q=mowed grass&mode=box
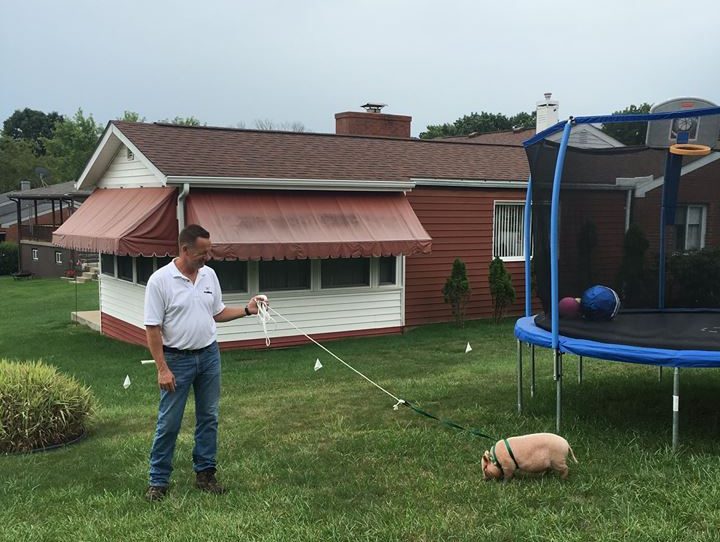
[2,276,720,541]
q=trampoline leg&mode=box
[658,366,663,382]
[554,349,562,433]
[530,344,536,399]
[578,356,584,384]
[517,340,523,414]
[672,367,679,451]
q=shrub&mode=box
[667,248,720,308]
[0,241,18,275]
[0,360,95,453]
[442,258,471,327]
[617,223,652,307]
[576,220,598,291]
[488,257,516,323]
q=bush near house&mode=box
[0,359,95,453]
[488,257,515,323]
[668,248,720,308]
[442,258,471,327]
[0,241,18,275]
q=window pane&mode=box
[260,260,311,291]
[156,256,173,269]
[688,206,702,225]
[687,224,701,250]
[206,260,248,293]
[379,257,396,285]
[101,254,115,276]
[675,224,687,251]
[137,257,154,285]
[494,203,524,258]
[321,258,370,288]
[55,251,62,264]
[117,255,133,281]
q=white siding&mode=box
[99,276,403,344]
[96,146,164,189]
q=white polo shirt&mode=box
[144,260,226,350]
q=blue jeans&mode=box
[149,342,221,487]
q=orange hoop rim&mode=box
[669,143,712,156]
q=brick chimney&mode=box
[335,103,411,138]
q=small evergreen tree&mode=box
[442,258,471,326]
[577,220,598,292]
[617,223,650,307]
[488,257,516,323]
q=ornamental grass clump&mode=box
[0,359,95,453]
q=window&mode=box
[31,249,39,261]
[117,255,133,282]
[54,251,63,265]
[136,257,154,285]
[321,258,370,288]
[675,205,707,251]
[378,256,397,285]
[206,260,248,293]
[101,254,115,276]
[493,202,526,260]
[0,232,6,242]
[260,260,311,291]
[156,256,173,269]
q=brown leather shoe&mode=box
[196,470,226,494]
[145,485,168,502]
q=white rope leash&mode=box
[257,301,403,406]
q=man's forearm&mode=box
[146,326,169,371]
[213,306,248,322]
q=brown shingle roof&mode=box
[112,121,529,182]
[438,128,535,146]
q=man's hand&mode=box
[246,294,269,315]
[158,367,176,393]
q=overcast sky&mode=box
[2,0,719,137]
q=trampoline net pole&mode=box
[530,344,536,399]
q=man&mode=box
[143,224,267,502]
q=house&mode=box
[52,104,539,348]
[2,181,91,277]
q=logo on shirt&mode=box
[203,287,213,295]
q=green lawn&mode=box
[2,276,720,541]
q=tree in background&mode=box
[600,103,652,145]
[253,119,306,132]
[160,116,203,126]
[617,223,651,307]
[488,257,515,323]
[42,109,102,182]
[2,108,64,156]
[442,258,471,326]
[420,110,535,139]
[0,137,53,192]
[118,111,146,122]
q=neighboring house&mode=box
[4,181,90,277]
[52,106,536,348]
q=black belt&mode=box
[163,343,215,355]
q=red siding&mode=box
[405,187,531,326]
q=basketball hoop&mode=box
[669,143,712,156]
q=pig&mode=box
[481,433,577,481]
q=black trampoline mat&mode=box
[534,311,720,351]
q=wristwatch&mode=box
[244,305,251,316]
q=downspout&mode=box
[10,197,22,272]
[625,188,632,232]
[177,183,190,233]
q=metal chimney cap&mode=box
[544,92,552,100]
[361,103,387,113]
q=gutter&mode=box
[165,176,415,192]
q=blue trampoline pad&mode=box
[514,315,720,368]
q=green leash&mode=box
[400,399,498,442]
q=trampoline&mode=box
[513,98,720,448]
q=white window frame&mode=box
[31,248,39,261]
[493,201,528,262]
[54,251,63,265]
[675,204,707,251]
